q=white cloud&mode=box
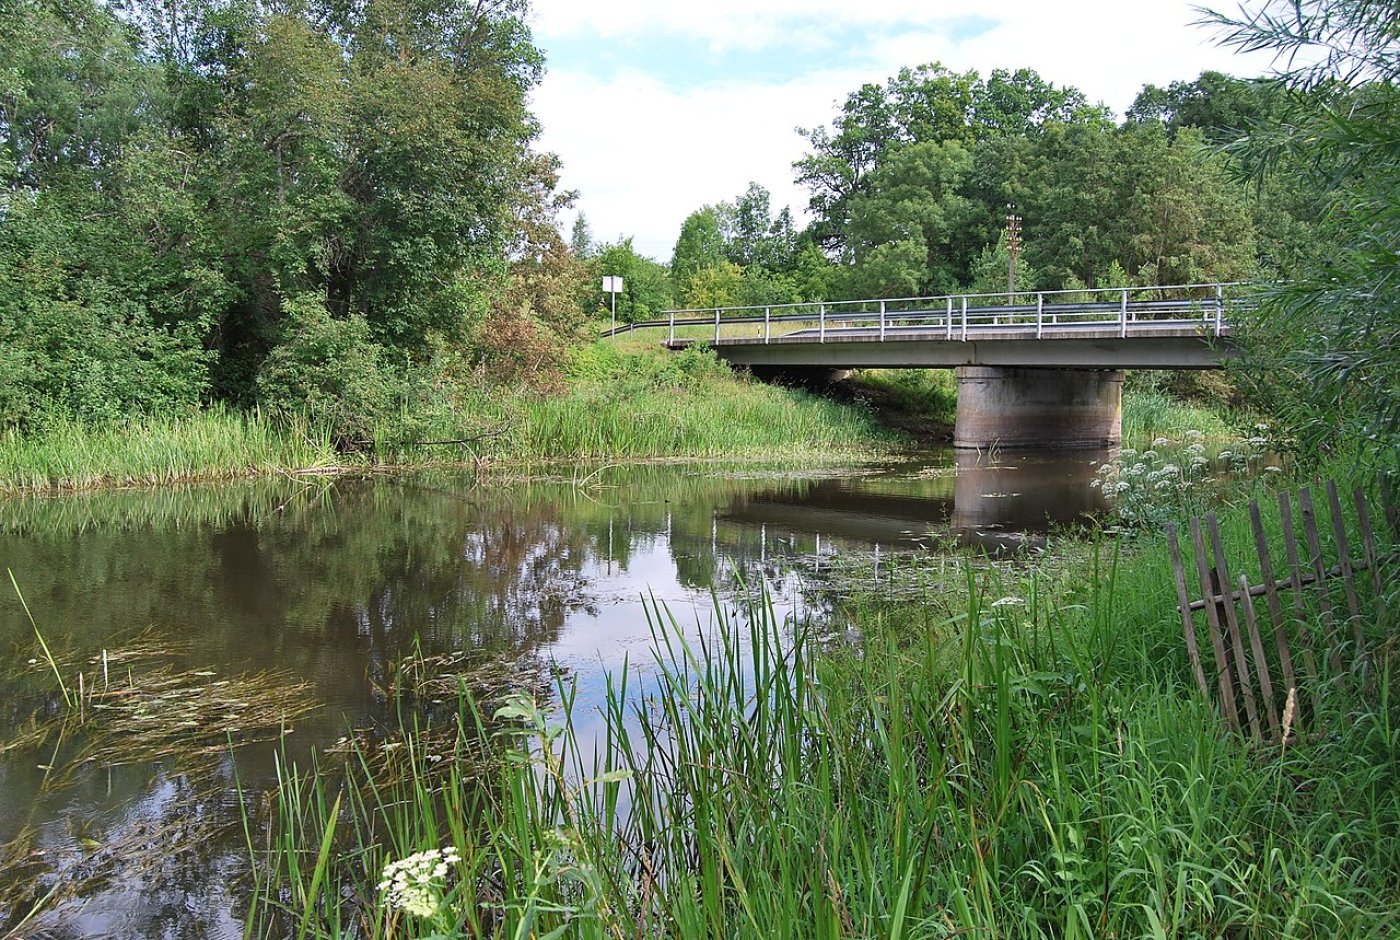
[530,1,1278,261]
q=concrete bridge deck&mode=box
[665,320,1234,370]
[605,284,1248,449]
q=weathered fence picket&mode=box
[1167,480,1397,743]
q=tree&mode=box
[1205,0,1400,459]
[844,140,975,295]
[593,239,673,321]
[569,214,594,257]
[794,63,1108,252]
[671,208,727,283]
[1126,70,1271,144]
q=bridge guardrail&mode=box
[601,283,1250,345]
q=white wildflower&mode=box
[1114,481,1132,493]
[1152,437,1170,447]
[1186,442,1207,455]
[379,847,460,919]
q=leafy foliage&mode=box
[1205,0,1400,460]
[0,0,570,430]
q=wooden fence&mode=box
[1167,479,1398,743]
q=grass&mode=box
[0,408,339,494]
[1123,386,1240,444]
[0,346,900,494]
[244,465,1400,938]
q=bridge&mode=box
[604,284,1243,449]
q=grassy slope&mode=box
[0,343,898,494]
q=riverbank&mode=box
[248,458,1400,938]
[0,343,1243,495]
[0,347,894,494]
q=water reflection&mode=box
[0,451,1107,936]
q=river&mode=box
[0,449,1110,936]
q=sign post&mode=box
[602,276,624,334]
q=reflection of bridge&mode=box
[719,451,1107,553]
[607,284,1244,449]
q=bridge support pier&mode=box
[954,366,1123,450]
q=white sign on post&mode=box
[602,276,623,333]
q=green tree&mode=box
[844,140,975,296]
[671,208,727,284]
[593,239,673,321]
[1206,0,1400,458]
[795,63,1107,251]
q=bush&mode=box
[0,292,209,429]
[256,295,398,448]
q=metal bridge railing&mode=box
[600,283,1248,345]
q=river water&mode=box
[0,450,1109,936]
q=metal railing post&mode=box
[1036,292,1043,339]
[764,306,771,343]
[879,300,886,341]
[669,309,675,343]
[714,308,721,343]
[819,303,826,342]
[961,296,968,341]
[1215,284,1224,337]
[945,297,953,340]
[1120,288,1128,338]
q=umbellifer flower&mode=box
[378,847,461,918]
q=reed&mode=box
[0,409,339,494]
[1123,387,1238,443]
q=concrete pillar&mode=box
[954,366,1123,450]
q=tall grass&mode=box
[1123,387,1239,443]
[0,409,338,494]
[0,347,899,494]
[248,481,1400,938]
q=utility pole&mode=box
[1006,207,1022,303]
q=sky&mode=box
[528,1,1279,262]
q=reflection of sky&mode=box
[543,536,802,739]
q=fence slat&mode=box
[1168,524,1211,701]
[1190,516,1240,731]
[1326,481,1365,648]
[1207,514,1264,739]
[1299,486,1341,672]
[1355,488,1389,639]
[1279,491,1325,723]
[1249,501,1298,707]
[1381,476,1399,537]
[1237,573,1280,739]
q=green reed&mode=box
[0,408,338,494]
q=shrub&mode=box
[255,294,397,448]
